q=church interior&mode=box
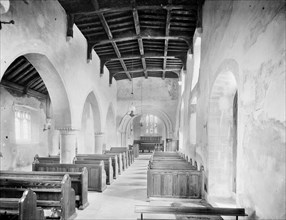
[0,0,285,219]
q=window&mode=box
[144,114,158,135]
[15,110,31,142]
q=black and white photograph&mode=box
[0,0,285,219]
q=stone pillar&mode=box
[94,132,104,154]
[59,128,78,163]
[121,132,126,147]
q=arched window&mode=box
[145,114,158,135]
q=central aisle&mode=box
[75,154,151,220]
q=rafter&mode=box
[89,34,192,47]
[102,53,184,66]
[98,13,131,81]
[71,4,198,16]
[113,67,181,76]
[132,2,147,78]
[163,0,172,80]
[0,80,47,99]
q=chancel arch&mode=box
[118,105,173,149]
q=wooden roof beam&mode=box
[103,54,183,65]
[132,3,147,78]
[90,34,192,47]
[113,67,181,76]
[0,80,47,99]
[5,62,30,81]
[70,5,198,16]
[98,13,131,82]
[163,1,172,80]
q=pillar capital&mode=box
[57,127,79,135]
[94,131,104,136]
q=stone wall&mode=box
[0,0,118,166]
[186,0,285,218]
[116,77,178,146]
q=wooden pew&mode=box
[106,150,126,171]
[135,205,247,220]
[109,147,129,169]
[147,166,205,199]
[75,154,118,179]
[0,189,44,220]
[0,174,76,220]
[147,152,205,199]
[104,152,123,175]
[149,161,197,170]
[1,170,88,210]
[34,154,60,163]
[74,159,114,185]
[33,162,107,192]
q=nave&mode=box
[0,0,285,219]
[75,154,228,220]
[75,154,151,220]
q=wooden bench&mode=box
[109,147,129,168]
[0,189,44,220]
[74,159,113,185]
[106,150,127,171]
[147,153,205,199]
[0,174,76,219]
[104,152,123,175]
[135,205,247,220]
[76,154,118,179]
[1,170,88,210]
[149,161,197,170]
[34,154,60,163]
[33,162,107,192]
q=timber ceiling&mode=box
[59,0,202,84]
[1,56,48,99]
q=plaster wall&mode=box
[0,0,118,160]
[187,0,286,218]
[0,0,117,131]
[116,77,178,145]
[0,87,49,170]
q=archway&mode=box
[78,91,102,154]
[0,53,71,169]
[118,105,173,149]
[105,103,116,150]
[208,71,238,198]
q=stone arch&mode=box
[1,48,72,129]
[78,91,102,154]
[118,105,173,148]
[208,68,238,198]
[105,103,117,149]
[0,53,71,168]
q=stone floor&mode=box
[75,154,151,220]
[74,154,224,220]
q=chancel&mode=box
[0,0,285,220]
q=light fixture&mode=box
[128,72,136,117]
[139,81,143,127]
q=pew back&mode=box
[0,170,88,210]
[74,159,113,185]
[0,174,76,220]
[0,189,43,220]
[76,154,118,179]
[33,162,106,192]
[105,152,123,175]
